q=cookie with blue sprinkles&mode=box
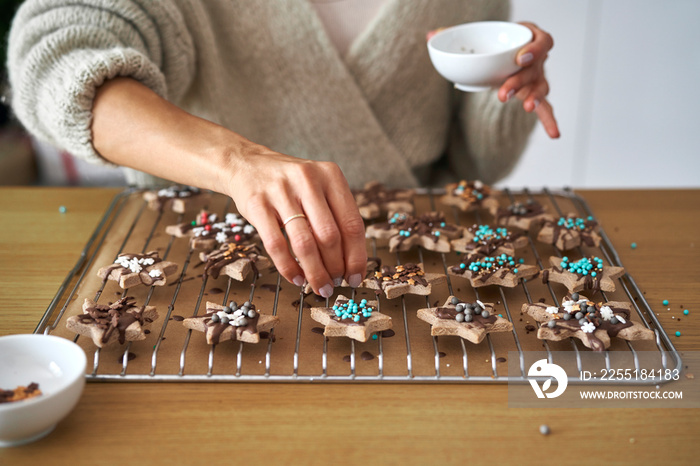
[310,295,391,342]
[542,256,624,293]
[448,253,539,288]
[352,181,415,220]
[537,213,601,251]
[451,224,528,256]
[365,212,463,253]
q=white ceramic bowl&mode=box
[427,21,533,92]
[0,334,86,447]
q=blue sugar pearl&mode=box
[662,299,669,306]
[684,309,689,315]
[631,242,637,249]
[591,272,597,277]
[58,206,67,213]
[513,268,518,274]
[519,258,524,264]
[335,310,342,317]
[440,222,446,227]
[675,331,681,337]
[460,263,466,269]
[354,315,361,322]
[372,334,378,340]
[434,231,441,237]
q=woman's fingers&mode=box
[534,99,560,139]
[516,22,554,66]
[320,163,368,288]
[242,196,306,288]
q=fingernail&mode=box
[518,52,533,66]
[333,276,344,287]
[506,89,515,101]
[348,273,363,288]
[533,99,540,108]
[319,284,334,299]
[293,275,305,287]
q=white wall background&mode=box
[498,0,700,188]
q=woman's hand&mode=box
[498,22,560,139]
[93,77,367,298]
[224,146,368,298]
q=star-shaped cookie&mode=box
[361,262,445,299]
[97,251,178,288]
[448,253,539,288]
[66,297,158,348]
[166,210,258,250]
[440,179,499,213]
[537,214,601,250]
[542,256,625,293]
[522,293,654,351]
[365,212,463,253]
[493,199,554,231]
[142,185,210,213]
[353,181,414,220]
[199,243,271,281]
[182,301,279,345]
[310,295,391,342]
[450,224,528,256]
[303,257,381,294]
[417,296,513,344]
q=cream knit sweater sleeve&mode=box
[7,0,195,166]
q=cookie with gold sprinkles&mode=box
[440,179,499,213]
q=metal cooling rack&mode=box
[35,188,682,384]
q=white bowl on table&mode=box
[427,21,533,92]
[0,334,86,447]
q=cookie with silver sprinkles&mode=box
[183,301,279,345]
[522,293,654,351]
[494,199,554,231]
[417,296,512,344]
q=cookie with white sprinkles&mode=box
[182,301,279,345]
[97,251,178,288]
[165,210,257,250]
[199,243,271,281]
[522,293,654,351]
[143,185,210,213]
[417,296,513,344]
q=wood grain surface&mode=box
[1,187,698,465]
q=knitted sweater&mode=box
[7,0,536,188]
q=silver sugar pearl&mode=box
[455,313,465,323]
[247,309,257,318]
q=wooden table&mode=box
[1,188,698,464]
